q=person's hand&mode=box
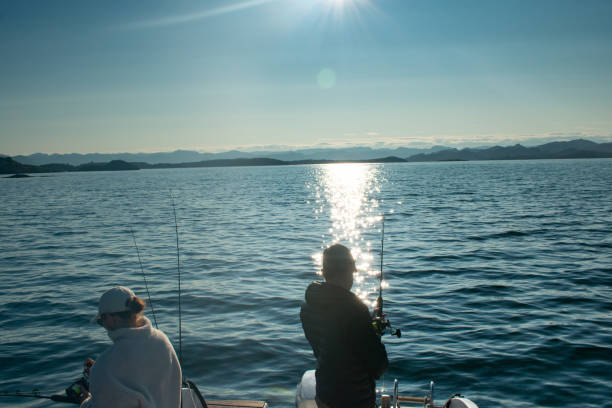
[65,377,90,404]
[65,358,94,404]
[83,358,94,376]
[77,390,91,404]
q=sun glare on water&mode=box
[309,163,385,306]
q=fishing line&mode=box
[379,214,385,302]
[169,192,208,407]
[379,215,386,396]
[380,216,385,394]
[0,391,72,403]
[0,392,51,399]
[0,390,56,396]
[129,226,159,329]
[375,214,385,322]
[170,190,183,366]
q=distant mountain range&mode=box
[5,139,612,167]
[405,139,612,161]
[7,146,450,166]
[2,139,611,175]
[0,156,406,175]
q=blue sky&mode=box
[1,0,612,155]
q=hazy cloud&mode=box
[116,0,278,30]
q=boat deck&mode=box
[208,401,268,408]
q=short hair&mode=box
[322,243,355,279]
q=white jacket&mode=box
[81,317,182,408]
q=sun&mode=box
[323,0,370,12]
[302,0,372,22]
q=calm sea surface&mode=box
[1,160,611,408]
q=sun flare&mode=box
[314,0,372,16]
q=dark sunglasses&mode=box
[96,313,108,326]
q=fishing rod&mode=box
[129,226,159,329]
[1,361,92,405]
[170,190,183,366]
[0,391,74,403]
[373,215,401,338]
[168,192,208,408]
[379,215,385,302]
[3,204,192,406]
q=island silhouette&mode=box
[2,139,611,175]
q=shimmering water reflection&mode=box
[308,163,385,306]
[0,160,610,408]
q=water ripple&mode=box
[1,160,611,407]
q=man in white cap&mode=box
[80,286,182,408]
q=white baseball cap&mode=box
[92,286,135,323]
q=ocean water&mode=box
[1,159,611,408]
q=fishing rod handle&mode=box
[51,394,80,404]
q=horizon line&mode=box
[3,136,611,157]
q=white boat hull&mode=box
[295,369,479,408]
[295,370,317,408]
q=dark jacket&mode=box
[300,281,388,408]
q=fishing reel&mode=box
[373,313,401,338]
[372,296,401,338]
[64,377,89,404]
[63,358,93,404]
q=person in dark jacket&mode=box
[301,243,388,408]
